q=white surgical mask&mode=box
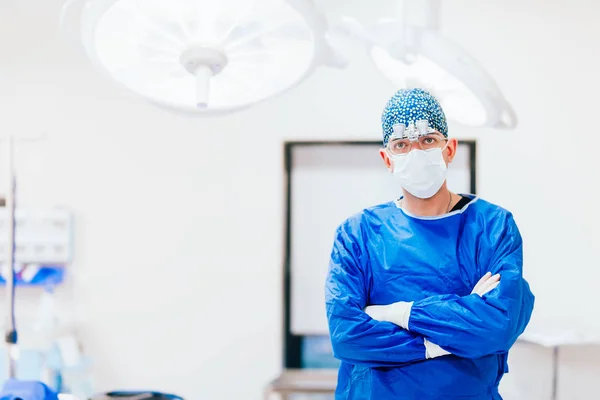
[391,148,448,199]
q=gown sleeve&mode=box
[325,222,428,367]
[406,213,535,359]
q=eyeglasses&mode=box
[387,134,448,155]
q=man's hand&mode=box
[364,301,412,329]
[365,304,451,359]
[471,272,501,297]
[424,339,451,359]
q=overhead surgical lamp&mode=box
[60,0,345,113]
[333,0,517,129]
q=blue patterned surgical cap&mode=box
[381,88,448,146]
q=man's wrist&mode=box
[388,301,413,330]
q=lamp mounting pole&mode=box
[401,0,441,30]
[5,134,18,379]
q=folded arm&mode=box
[368,214,535,359]
[325,224,429,367]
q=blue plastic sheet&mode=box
[0,380,59,400]
[0,266,65,286]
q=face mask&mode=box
[390,148,448,199]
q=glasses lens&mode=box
[418,134,446,150]
[388,139,411,155]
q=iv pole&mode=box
[5,135,18,379]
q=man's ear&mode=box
[445,138,458,163]
[379,148,393,170]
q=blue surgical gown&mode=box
[325,196,535,400]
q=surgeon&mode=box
[324,88,535,399]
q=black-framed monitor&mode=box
[283,140,477,368]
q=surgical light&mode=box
[60,0,345,112]
[332,0,517,129]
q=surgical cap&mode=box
[381,88,448,146]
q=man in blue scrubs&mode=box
[325,88,535,399]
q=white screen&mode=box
[289,142,474,335]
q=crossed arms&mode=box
[324,214,535,367]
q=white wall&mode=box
[0,0,599,399]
